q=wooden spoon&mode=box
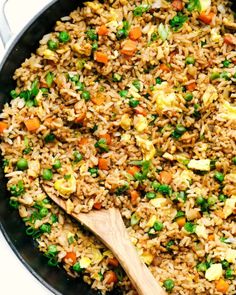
[42,185,166,295]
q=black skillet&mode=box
[0,0,235,294]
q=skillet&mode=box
[0,1,235,295]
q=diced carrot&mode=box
[214,210,225,219]
[232,58,236,65]
[94,52,108,64]
[127,166,140,176]
[159,171,172,185]
[176,216,186,228]
[186,82,197,91]
[172,0,183,11]
[224,34,236,45]
[79,137,88,146]
[104,270,118,284]
[160,63,170,72]
[198,12,215,25]
[98,25,108,36]
[64,252,77,264]
[0,122,8,133]
[130,190,140,205]
[215,279,229,293]
[99,134,111,145]
[120,40,137,56]
[134,106,147,116]
[25,118,40,132]
[107,257,119,267]
[93,202,102,210]
[98,158,109,170]
[129,27,142,41]
[74,112,86,123]
[208,234,215,241]
[91,93,106,105]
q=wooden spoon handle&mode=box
[78,208,166,295]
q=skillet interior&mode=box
[0,0,120,294]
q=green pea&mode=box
[116,29,128,40]
[58,31,70,43]
[184,92,193,101]
[81,90,91,101]
[175,125,186,135]
[220,71,230,80]
[64,174,71,180]
[119,90,128,97]
[166,240,175,251]
[10,89,18,99]
[225,268,234,279]
[158,184,171,195]
[95,138,109,152]
[86,29,98,41]
[40,223,51,233]
[155,77,163,84]
[45,72,54,87]
[145,192,156,199]
[184,222,196,233]
[163,279,175,292]
[73,151,83,163]
[51,214,58,223]
[47,40,59,51]
[42,169,53,180]
[73,262,82,272]
[129,99,139,108]
[196,196,205,205]
[196,261,209,272]
[185,56,195,65]
[175,210,185,220]
[39,207,49,218]
[153,221,163,231]
[214,171,224,183]
[207,196,217,206]
[152,181,160,191]
[218,194,227,202]
[16,158,28,171]
[123,20,129,30]
[44,133,55,143]
[92,42,98,51]
[76,81,85,91]
[222,59,231,68]
[88,167,99,177]
[53,159,61,170]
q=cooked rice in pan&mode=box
[0,0,236,293]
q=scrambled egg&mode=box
[199,0,211,11]
[202,85,218,106]
[84,1,102,11]
[28,160,40,178]
[91,248,103,263]
[134,115,148,132]
[195,225,208,239]
[210,28,221,42]
[225,249,236,263]
[150,197,168,208]
[218,101,236,121]
[43,49,57,61]
[54,175,76,197]
[120,114,132,130]
[153,82,181,114]
[135,135,156,160]
[141,252,154,266]
[66,199,74,214]
[188,159,211,171]
[79,257,92,268]
[223,195,236,219]
[205,264,223,281]
[146,215,157,228]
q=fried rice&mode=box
[0,0,236,294]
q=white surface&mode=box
[0,1,54,294]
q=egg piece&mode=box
[134,115,148,132]
[54,175,76,197]
[141,252,154,266]
[205,264,223,281]
[120,114,132,130]
[79,257,92,268]
[225,249,236,263]
[199,0,211,11]
[146,215,157,228]
[223,196,236,219]
[188,159,211,171]
[135,135,156,160]
[91,248,103,263]
[150,197,168,208]
[202,85,218,106]
[218,101,236,121]
[195,225,208,239]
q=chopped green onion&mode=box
[88,167,99,177]
[86,29,98,41]
[169,13,188,31]
[95,138,109,152]
[40,223,51,233]
[184,222,196,233]
[112,73,123,82]
[145,192,156,199]
[44,133,55,143]
[214,171,224,183]
[158,23,169,41]
[73,151,83,163]
[45,72,54,87]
